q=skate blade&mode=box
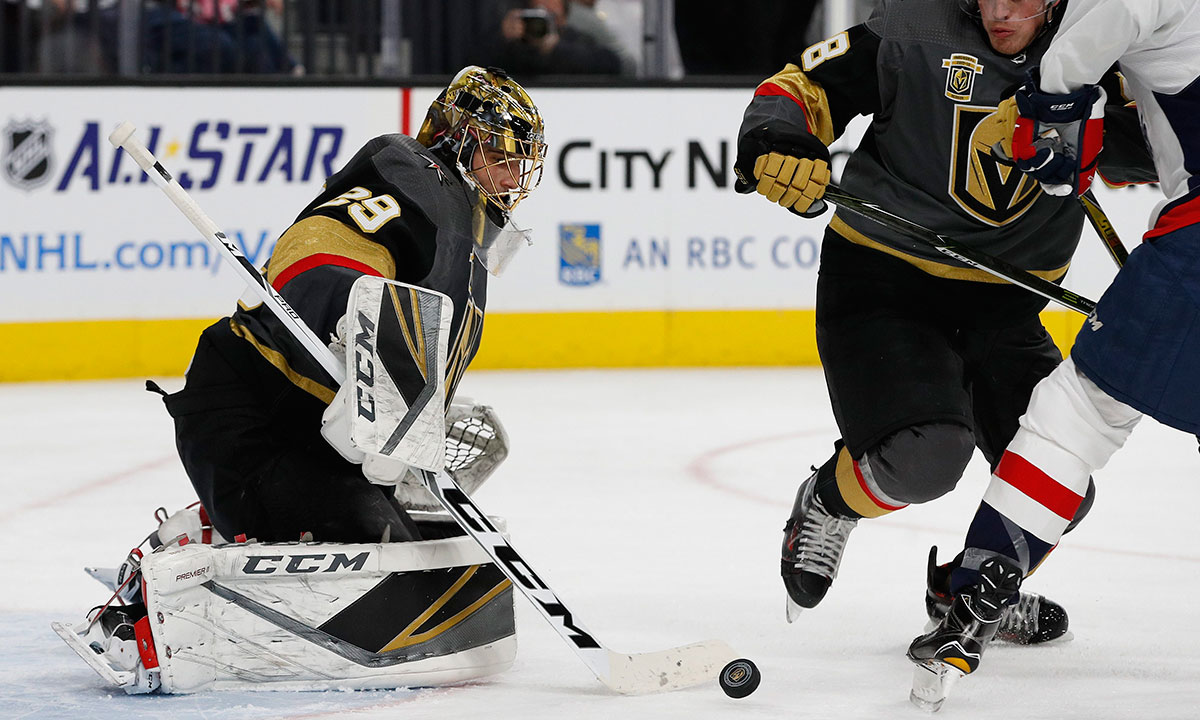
[51,620,136,688]
[910,661,964,713]
[785,595,804,623]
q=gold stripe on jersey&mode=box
[758,63,836,146]
[266,215,397,286]
[227,317,337,404]
[830,214,1069,284]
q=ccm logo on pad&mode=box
[241,552,371,575]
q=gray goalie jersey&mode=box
[738,0,1156,281]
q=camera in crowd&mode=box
[518,8,556,41]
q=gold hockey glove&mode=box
[734,126,831,218]
[754,152,831,215]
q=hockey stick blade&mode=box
[109,120,735,694]
[822,185,1096,316]
[421,468,737,694]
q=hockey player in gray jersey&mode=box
[734,0,1155,637]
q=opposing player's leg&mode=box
[919,313,1094,645]
[907,555,1023,712]
[908,357,1140,707]
[954,357,1140,589]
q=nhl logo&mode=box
[3,119,54,190]
[941,54,985,103]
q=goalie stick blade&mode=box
[602,640,737,695]
[909,660,964,713]
[421,468,738,695]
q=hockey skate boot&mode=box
[907,556,1022,712]
[923,546,1069,645]
[781,470,857,620]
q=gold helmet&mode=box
[418,66,547,218]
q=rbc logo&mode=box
[559,223,601,286]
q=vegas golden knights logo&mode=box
[942,53,984,102]
[949,105,1039,226]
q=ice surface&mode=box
[2,369,1198,719]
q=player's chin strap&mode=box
[108,120,735,695]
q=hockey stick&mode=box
[108,121,734,695]
[1079,189,1128,268]
[821,184,1097,316]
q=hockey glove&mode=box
[993,72,1106,197]
[735,127,831,217]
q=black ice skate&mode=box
[907,555,1022,712]
[923,546,1070,645]
[780,470,857,621]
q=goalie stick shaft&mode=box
[107,121,344,384]
[109,121,731,694]
[822,184,1097,316]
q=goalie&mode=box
[54,65,548,694]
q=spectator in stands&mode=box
[2,0,106,74]
[143,0,298,74]
[491,0,621,76]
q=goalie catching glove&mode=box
[992,71,1106,197]
[735,126,831,217]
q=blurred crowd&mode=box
[2,0,832,78]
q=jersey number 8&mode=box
[317,186,401,233]
[801,32,850,72]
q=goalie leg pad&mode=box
[58,520,517,693]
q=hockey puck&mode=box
[718,658,760,698]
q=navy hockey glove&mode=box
[994,72,1106,197]
[735,127,831,217]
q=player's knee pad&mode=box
[1020,357,1142,472]
[862,423,975,505]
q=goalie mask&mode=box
[418,66,546,275]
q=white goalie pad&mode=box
[55,515,517,694]
[322,276,453,472]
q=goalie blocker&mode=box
[54,511,517,694]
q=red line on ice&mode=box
[684,431,1200,565]
[0,454,177,525]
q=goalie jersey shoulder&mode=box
[294,134,477,283]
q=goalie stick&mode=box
[821,184,1097,316]
[108,121,734,695]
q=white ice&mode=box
[2,368,1198,719]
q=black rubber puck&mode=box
[719,658,760,698]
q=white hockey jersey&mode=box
[1038,0,1200,225]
